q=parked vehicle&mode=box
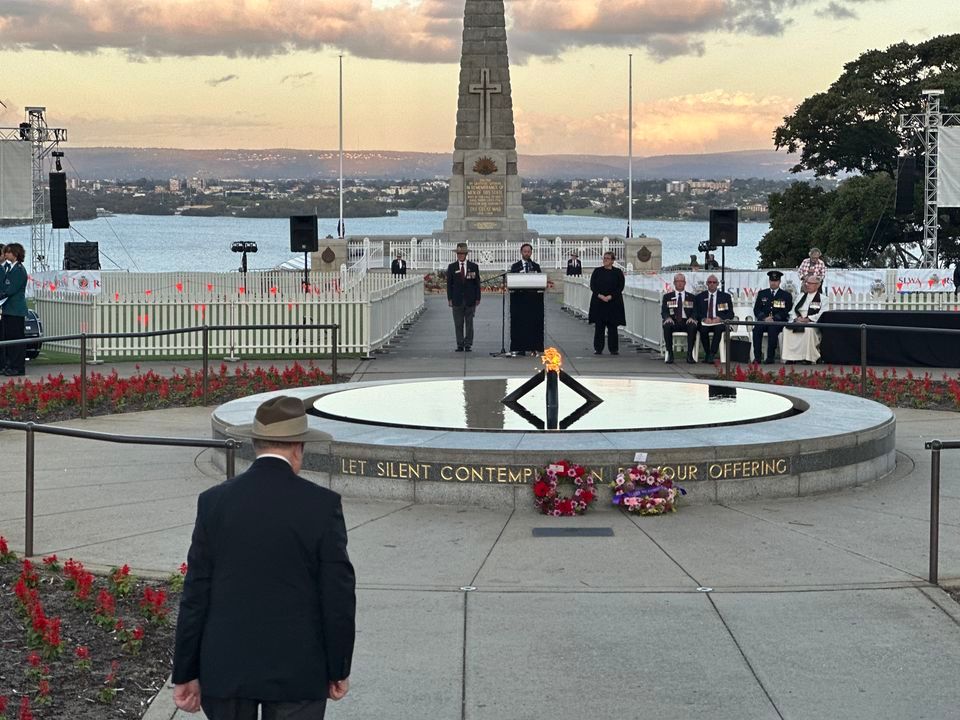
[24,309,43,360]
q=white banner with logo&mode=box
[27,271,103,297]
[626,268,956,301]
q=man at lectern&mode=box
[508,243,544,354]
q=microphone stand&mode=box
[479,272,510,357]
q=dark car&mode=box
[24,309,43,360]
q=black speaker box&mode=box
[63,241,100,270]
[709,208,738,247]
[290,215,319,253]
[49,173,70,229]
[895,156,916,216]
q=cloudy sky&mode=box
[0,0,949,156]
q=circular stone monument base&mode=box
[210,377,896,510]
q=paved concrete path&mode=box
[2,294,959,719]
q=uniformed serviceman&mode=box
[752,270,793,363]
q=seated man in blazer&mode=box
[173,396,356,720]
[660,272,698,364]
[695,274,735,363]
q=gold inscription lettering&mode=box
[709,458,789,479]
[466,178,505,217]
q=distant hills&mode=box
[63,147,806,182]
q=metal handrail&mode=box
[720,319,960,396]
[923,439,959,584]
[0,419,240,558]
[0,322,340,418]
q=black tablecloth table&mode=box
[818,310,960,367]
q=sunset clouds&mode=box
[0,0,890,62]
[0,0,935,154]
[515,90,795,155]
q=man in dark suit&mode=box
[661,272,698,364]
[695,274,735,363]
[173,396,356,720]
[752,270,793,363]
[446,243,481,351]
[566,252,582,276]
[390,251,406,277]
[508,243,544,354]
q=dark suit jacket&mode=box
[173,457,356,701]
[446,260,481,307]
[391,258,406,276]
[694,290,735,323]
[660,290,696,322]
[509,259,541,274]
[566,259,582,276]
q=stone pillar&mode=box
[624,236,662,272]
[312,239,349,273]
[436,0,533,245]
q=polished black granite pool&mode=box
[310,378,801,432]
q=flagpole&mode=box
[627,53,633,240]
[338,54,344,239]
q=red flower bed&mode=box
[717,365,960,411]
[0,548,181,719]
[0,362,333,423]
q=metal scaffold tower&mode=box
[900,90,960,268]
[0,106,68,272]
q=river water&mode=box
[0,211,767,272]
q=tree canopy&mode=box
[774,34,960,177]
[764,35,960,267]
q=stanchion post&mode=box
[332,326,339,380]
[25,423,35,557]
[859,324,867,397]
[202,325,210,406]
[226,439,237,480]
[80,334,88,420]
[724,325,731,376]
[929,441,941,585]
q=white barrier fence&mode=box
[564,269,960,353]
[33,271,423,360]
[355,236,624,271]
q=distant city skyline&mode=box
[0,0,950,156]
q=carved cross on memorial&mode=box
[468,68,502,149]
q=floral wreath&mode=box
[532,459,597,516]
[610,464,686,516]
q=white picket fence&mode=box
[564,270,960,353]
[356,236,624,271]
[33,271,424,360]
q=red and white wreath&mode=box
[532,460,597,516]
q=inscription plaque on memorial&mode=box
[335,456,791,484]
[466,177,505,217]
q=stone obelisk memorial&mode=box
[436,0,535,245]
[435,0,660,270]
